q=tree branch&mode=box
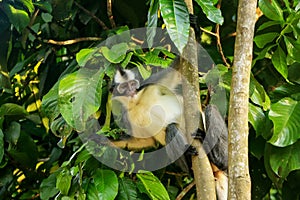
[182,0,216,199]
[228,0,257,199]
[107,0,116,28]
[43,37,102,45]
[74,1,109,30]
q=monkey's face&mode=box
[117,79,140,97]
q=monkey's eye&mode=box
[128,80,140,89]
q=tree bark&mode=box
[182,0,216,199]
[228,0,257,199]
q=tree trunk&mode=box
[182,0,216,199]
[228,0,257,199]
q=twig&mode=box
[43,37,102,45]
[74,1,109,30]
[175,181,196,200]
[107,0,116,28]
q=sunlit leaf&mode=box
[101,43,128,63]
[259,0,284,22]
[147,0,159,47]
[269,98,300,147]
[159,0,190,53]
[76,48,96,67]
[2,3,30,32]
[194,0,224,24]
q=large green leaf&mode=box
[268,98,300,147]
[2,3,30,33]
[87,169,118,200]
[58,69,104,130]
[117,177,137,200]
[259,0,284,22]
[136,171,170,200]
[193,0,224,24]
[147,0,159,47]
[271,45,288,80]
[159,0,190,53]
[269,140,300,180]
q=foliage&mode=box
[0,0,300,199]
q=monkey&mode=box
[109,57,228,198]
[110,58,227,169]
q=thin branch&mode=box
[107,0,116,28]
[215,24,230,67]
[175,181,196,200]
[44,37,102,45]
[74,1,109,30]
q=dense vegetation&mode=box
[0,0,300,199]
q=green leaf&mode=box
[136,171,170,200]
[20,0,35,14]
[271,46,288,80]
[194,0,224,24]
[0,129,4,163]
[2,3,30,33]
[40,173,59,200]
[159,0,190,53]
[8,132,38,168]
[248,103,266,136]
[56,169,72,195]
[33,1,52,13]
[254,33,279,48]
[257,21,281,31]
[76,48,96,67]
[259,0,284,22]
[268,98,300,147]
[250,75,271,110]
[87,169,118,200]
[284,36,300,63]
[58,69,104,130]
[269,140,300,179]
[147,0,159,47]
[5,121,21,146]
[41,82,60,122]
[0,103,28,116]
[101,43,128,63]
[117,177,137,200]
[41,13,53,23]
